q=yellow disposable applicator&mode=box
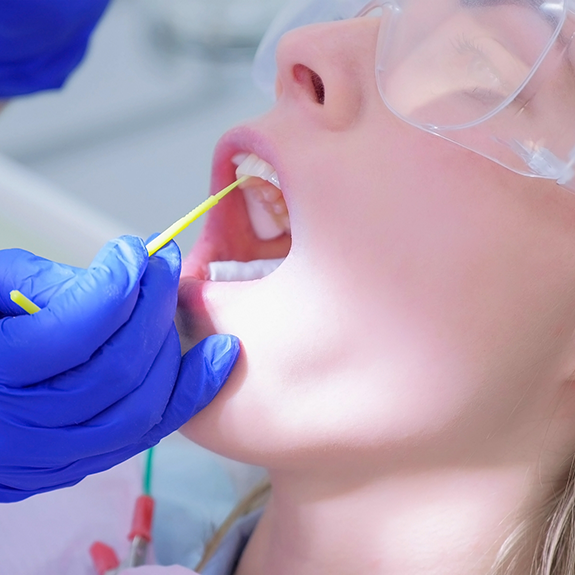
[9,177,248,315]
[10,290,41,314]
[146,176,249,256]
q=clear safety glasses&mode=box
[253,0,575,191]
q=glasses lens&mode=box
[377,0,565,129]
[253,0,370,97]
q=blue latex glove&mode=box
[0,0,111,97]
[0,237,240,502]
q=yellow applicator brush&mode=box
[146,176,248,256]
[10,176,249,315]
[10,290,41,314]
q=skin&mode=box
[177,13,575,575]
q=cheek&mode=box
[294,133,575,418]
[299,128,545,347]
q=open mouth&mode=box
[183,150,292,283]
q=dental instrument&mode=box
[9,290,40,314]
[145,176,249,256]
[8,177,249,316]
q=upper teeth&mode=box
[233,153,281,189]
[233,153,289,241]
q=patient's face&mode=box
[178,15,575,474]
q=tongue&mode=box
[208,258,284,282]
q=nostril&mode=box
[293,64,325,105]
[311,71,325,105]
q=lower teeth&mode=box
[208,258,285,282]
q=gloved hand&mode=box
[0,0,111,97]
[0,236,240,503]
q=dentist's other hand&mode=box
[0,0,111,97]
[0,237,239,502]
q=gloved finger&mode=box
[0,248,80,316]
[102,333,240,454]
[0,0,111,97]
[0,334,240,492]
[111,334,239,450]
[0,1,110,60]
[140,333,241,445]
[0,236,149,385]
[88,333,240,457]
[1,243,182,425]
[0,326,182,472]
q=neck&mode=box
[236,464,546,575]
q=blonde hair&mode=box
[491,460,575,575]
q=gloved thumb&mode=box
[180,334,241,414]
[137,334,241,447]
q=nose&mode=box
[274,18,380,131]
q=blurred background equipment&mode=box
[0,0,283,266]
[142,0,286,60]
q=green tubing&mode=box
[143,447,154,496]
